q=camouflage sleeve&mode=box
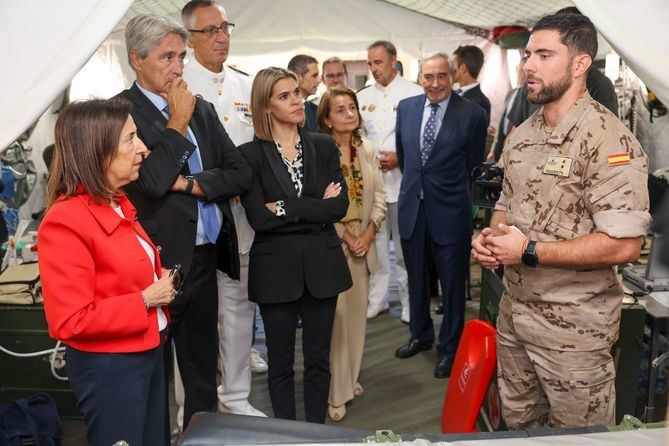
[582,122,651,238]
[494,147,510,212]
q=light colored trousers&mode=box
[367,202,409,309]
[329,221,369,407]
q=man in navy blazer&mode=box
[394,53,487,378]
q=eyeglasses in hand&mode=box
[169,264,184,300]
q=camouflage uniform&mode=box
[494,92,650,428]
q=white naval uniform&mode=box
[182,57,259,415]
[357,74,422,318]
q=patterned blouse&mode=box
[274,139,303,217]
[340,144,364,223]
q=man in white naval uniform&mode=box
[357,41,422,323]
[180,0,266,418]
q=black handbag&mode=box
[0,393,62,446]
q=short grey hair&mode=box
[181,1,227,29]
[125,14,188,66]
[421,52,451,71]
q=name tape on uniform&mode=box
[542,156,573,177]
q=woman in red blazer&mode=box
[38,99,176,446]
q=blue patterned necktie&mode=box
[421,103,440,165]
[163,106,220,244]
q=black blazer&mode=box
[462,85,491,127]
[118,84,252,279]
[240,130,352,303]
[304,101,318,132]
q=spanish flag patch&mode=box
[608,152,631,166]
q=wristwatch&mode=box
[521,240,539,267]
[184,175,195,195]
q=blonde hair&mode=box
[251,67,299,141]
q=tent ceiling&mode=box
[113,0,186,34]
[113,0,579,35]
[382,0,576,29]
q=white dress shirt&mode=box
[357,74,423,203]
[113,206,167,331]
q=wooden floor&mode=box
[248,294,482,435]
[247,257,483,435]
[63,261,483,444]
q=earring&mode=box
[328,124,332,129]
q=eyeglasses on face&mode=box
[324,72,346,79]
[188,22,235,38]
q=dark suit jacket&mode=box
[396,93,487,245]
[462,84,491,127]
[118,84,252,280]
[240,130,352,303]
[493,87,520,161]
[304,101,318,132]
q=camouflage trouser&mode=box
[496,308,616,429]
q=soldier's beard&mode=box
[527,68,573,105]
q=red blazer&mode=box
[38,191,166,353]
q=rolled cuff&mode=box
[594,210,651,238]
[275,200,286,217]
[494,192,507,212]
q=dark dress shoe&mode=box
[434,357,454,378]
[395,339,432,359]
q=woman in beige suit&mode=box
[317,87,387,421]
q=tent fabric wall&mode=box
[71,0,511,127]
[574,0,669,107]
[3,0,668,163]
[0,0,134,150]
[223,0,468,58]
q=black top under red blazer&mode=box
[240,130,352,303]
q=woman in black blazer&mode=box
[240,67,352,423]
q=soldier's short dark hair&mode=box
[532,13,598,60]
[287,54,318,76]
[556,6,581,15]
[453,45,484,79]
[367,40,397,58]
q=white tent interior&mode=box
[1,0,668,222]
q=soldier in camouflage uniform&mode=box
[472,13,650,428]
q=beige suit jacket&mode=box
[335,137,387,273]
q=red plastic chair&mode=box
[441,320,497,433]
